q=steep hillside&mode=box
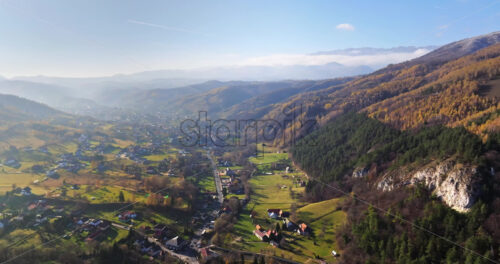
[286,32,500,263]
[292,113,488,204]
[0,94,66,122]
[222,78,353,119]
[364,44,500,133]
[258,32,500,145]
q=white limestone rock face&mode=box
[352,166,369,178]
[377,159,481,212]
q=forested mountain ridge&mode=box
[258,32,500,145]
[364,43,500,135]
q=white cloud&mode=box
[237,48,432,68]
[336,23,355,31]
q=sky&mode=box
[0,0,499,78]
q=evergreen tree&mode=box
[118,191,125,202]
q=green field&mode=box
[0,170,48,194]
[248,153,288,167]
[194,173,216,193]
[68,185,136,204]
[229,151,346,262]
[296,198,346,262]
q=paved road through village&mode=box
[207,150,224,204]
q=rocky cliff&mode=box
[376,159,482,212]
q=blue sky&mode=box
[0,0,499,77]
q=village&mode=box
[0,118,344,264]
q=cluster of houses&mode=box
[75,217,111,241]
[46,169,59,178]
[218,167,244,194]
[145,163,172,175]
[117,211,137,223]
[27,199,48,211]
[217,159,232,167]
[151,223,186,251]
[77,134,111,156]
[134,239,164,258]
[165,236,187,251]
[55,153,86,173]
[3,159,20,168]
[28,199,54,226]
[252,208,312,247]
[134,223,188,259]
[117,145,159,164]
[0,198,66,230]
[6,186,33,196]
[133,234,189,259]
[266,209,310,235]
[200,247,219,260]
[253,224,282,247]
[19,186,32,196]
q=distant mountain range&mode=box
[111,32,500,124]
[1,32,499,126]
[0,46,435,117]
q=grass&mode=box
[67,185,136,204]
[194,173,216,193]
[249,153,289,167]
[0,171,39,194]
[230,153,307,261]
[229,152,346,262]
[85,204,188,235]
[0,229,42,249]
[247,172,304,214]
[296,198,346,262]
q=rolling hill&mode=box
[117,78,354,118]
[0,94,66,122]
